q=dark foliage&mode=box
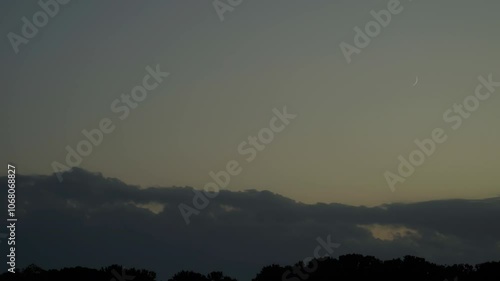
[253,255,500,281]
[0,255,498,281]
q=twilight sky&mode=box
[2,1,500,281]
[1,0,500,207]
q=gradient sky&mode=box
[1,0,499,206]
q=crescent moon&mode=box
[412,76,419,87]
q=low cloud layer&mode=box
[3,169,499,280]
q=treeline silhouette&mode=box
[1,255,499,281]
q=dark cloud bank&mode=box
[2,169,499,280]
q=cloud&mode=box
[358,224,421,241]
[3,168,500,281]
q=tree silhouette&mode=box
[0,256,498,281]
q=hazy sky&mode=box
[1,0,500,206]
